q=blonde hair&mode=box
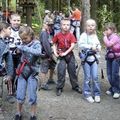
[9,13,21,19]
[85,19,97,28]
[19,26,35,40]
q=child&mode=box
[103,22,120,99]
[14,26,41,120]
[8,13,22,97]
[0,22,13,110]
[39,22,56,90]
[78,19,101,103]
[52,18,82,96]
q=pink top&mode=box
[103,33,120,57]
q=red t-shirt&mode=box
[52,32,76,51]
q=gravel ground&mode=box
[1,48,120,120]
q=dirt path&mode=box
[1,49,120,120]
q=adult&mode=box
[70,6,82,41]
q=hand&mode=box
[103,31,107,36]
[107,53,115,58]
[59,52,67,57]
[4,76,12,84]
[91,46,97,51]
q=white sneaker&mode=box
[106,90,112,95]
[94,96,101,103]
[86,96,94,103]
[113,93,120,99]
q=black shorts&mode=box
[40,58,56,73]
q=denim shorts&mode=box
[16,75,38,105]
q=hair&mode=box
[85,19,97,27]
[9,13,21,20]
[104,22,117,32]
[0,22,10,32]
[19,25,35,40]
[61,18,70,24]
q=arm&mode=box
[17,41,42,56]
[41,32,52,58]
[53,43,59,57]
[5,52,14,77]
[60,43,75,57]
[78,33,92,49]
[103,34,119,48]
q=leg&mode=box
[67,55,82,93]
[67,55,79,89]
[111,60,120,98]
[47,59,56,84]
[75,26,80,41]
[82,63,92,97]
[91,62,100,97]
[27,75,38,117]
[57,59,66,89]
[106,59,113,94]
[15,75,27,119]
[39,59,51,90]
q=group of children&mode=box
[0,13,41,120]
[0,11,119,120]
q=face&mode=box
[104,28,113,36]
[4,27,11,37]
[10,15,21,29]
[20,35,32,44]
[86,21,96,34]
[61,20,70,32]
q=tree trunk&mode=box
[81,0,90,32]
[90,0,97,20]
[26,6,32,27]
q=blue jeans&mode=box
[16,74,38,105]
[106,59,120,93]
[82,62,100,97]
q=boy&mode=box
[0,22,13,110]
[52,18,82,96]
[8,13,22,98]
[39,22,56,90]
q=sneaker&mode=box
[72,87,82,94]
[94,96,101,103]
[106,90,112,95]
[30,116,37,120]
[47,79,56,84]
[86,96,94,103]
[41,84,52,90]
[113,93,120,99]
[15,114,22,120]
[56,89,62,96]
[6,95,16,104]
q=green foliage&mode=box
[32,0,45,35]
[97,5,113,30]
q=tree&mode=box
[81,0,90,31]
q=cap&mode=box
[45,10,50,14]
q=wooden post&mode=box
[26,6,32,27]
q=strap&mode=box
[16,59,29,76]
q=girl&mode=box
[14,26,41,120]
[103,22,120,99]
[0,22,13,110]
[78,19,101,103]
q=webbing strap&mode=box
[16,59,29,76]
